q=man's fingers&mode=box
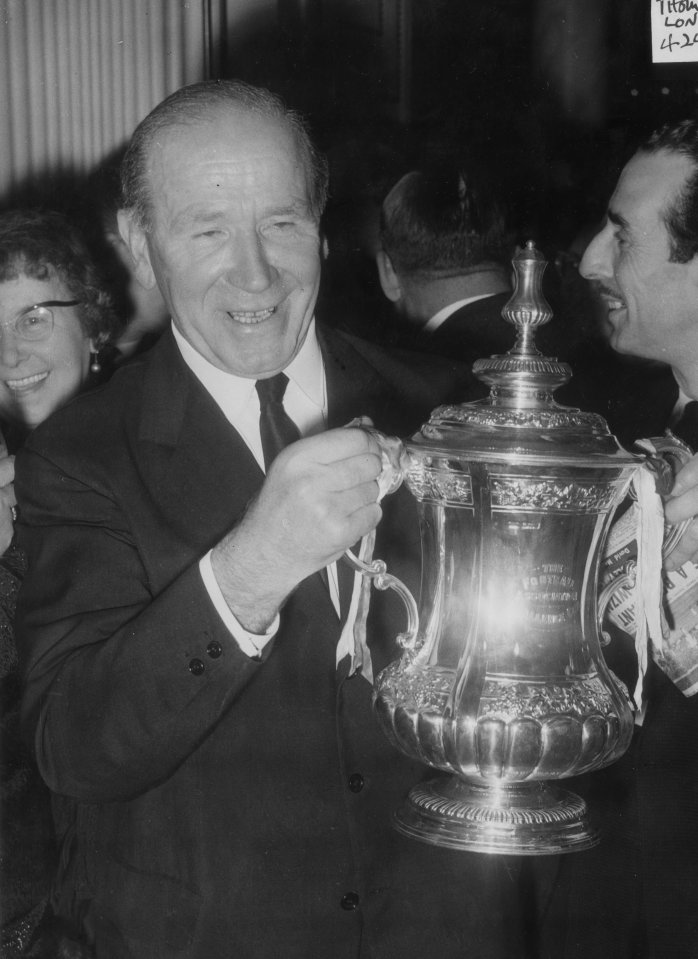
[279,427,381,467]
[0,455,15,486]
[322,452,383,492]
[664,454,698,565]
[665,486,698,525]
[668,452,698,498]
[0,484,16,509]
[664,518,698,571]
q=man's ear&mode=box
[376,250,403,303]
[116,209,158,290]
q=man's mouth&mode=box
[227,306,277,324]
[593,285,626,314]
[5,372,49,392]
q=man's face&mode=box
[579,149,698,367]
[121,107,322,378]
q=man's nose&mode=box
[226,237,276,293]
[579,226,614,281]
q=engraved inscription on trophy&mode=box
[521,564,579,629]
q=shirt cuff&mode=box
[199,551,279,658]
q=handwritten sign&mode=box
[652,0,698,62]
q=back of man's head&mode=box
[379,163,513,278]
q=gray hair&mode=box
[121,79,329,231]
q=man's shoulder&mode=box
[318,324,485,438]
[431,292,511,337]
[322,325,481,408]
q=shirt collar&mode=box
[171,317,324,417]
[424,293,499,335]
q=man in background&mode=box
[375,163,515,367]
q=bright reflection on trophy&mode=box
[347,241,671,855]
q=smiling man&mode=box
[11,81,540,959]
[541,120,698,959]
[580,138,698,391]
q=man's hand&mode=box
[0,454,16,556]
[663,452,698,570]
[211,427,383,632]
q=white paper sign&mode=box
[652,0,698,62]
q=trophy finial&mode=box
[472,240,571,402]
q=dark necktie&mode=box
[672,401,698,451]
[255,372,337,600]
[255,372,301,470]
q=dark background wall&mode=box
[215,0,698,251]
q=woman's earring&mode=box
[90,351,102,374]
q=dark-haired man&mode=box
[543,119,698,959]
[15,80,540,959]
[376,166,516,368]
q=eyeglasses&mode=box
[1,300,82,342]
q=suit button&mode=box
[348,773,364,793]
[340,892,359,911]
[206,640,223,659]
[188,658,205,676]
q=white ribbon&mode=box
[631,464,666,713]
[334,428,405,682]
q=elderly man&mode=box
[541,120,698,959]
[14,81,542,959]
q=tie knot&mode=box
[255,372,289,407]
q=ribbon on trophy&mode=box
[335,427,406,684]
[602,436,698,714]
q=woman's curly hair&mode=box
[0,208,121,348]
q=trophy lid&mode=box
[408,241,639,468]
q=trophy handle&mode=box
[342,427,420,650]
[341,549,420,649]
[597,432,693,644]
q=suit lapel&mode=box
[320,326,404,430]
[134,333,347,635]
[134,333,264,553]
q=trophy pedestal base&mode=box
[394,775,598,856]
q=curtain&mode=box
[0,0,223,200]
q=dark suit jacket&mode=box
[414,292,513,375]
[15,327,540,959]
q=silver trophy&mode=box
[345,241,682,855]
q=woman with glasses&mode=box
[0,208,120,959]
[0,209,121,445]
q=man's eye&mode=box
[194,230,224,239]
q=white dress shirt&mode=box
[171,319,341,658]
[423,293,497,335]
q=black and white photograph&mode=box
[1,2,698,957]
